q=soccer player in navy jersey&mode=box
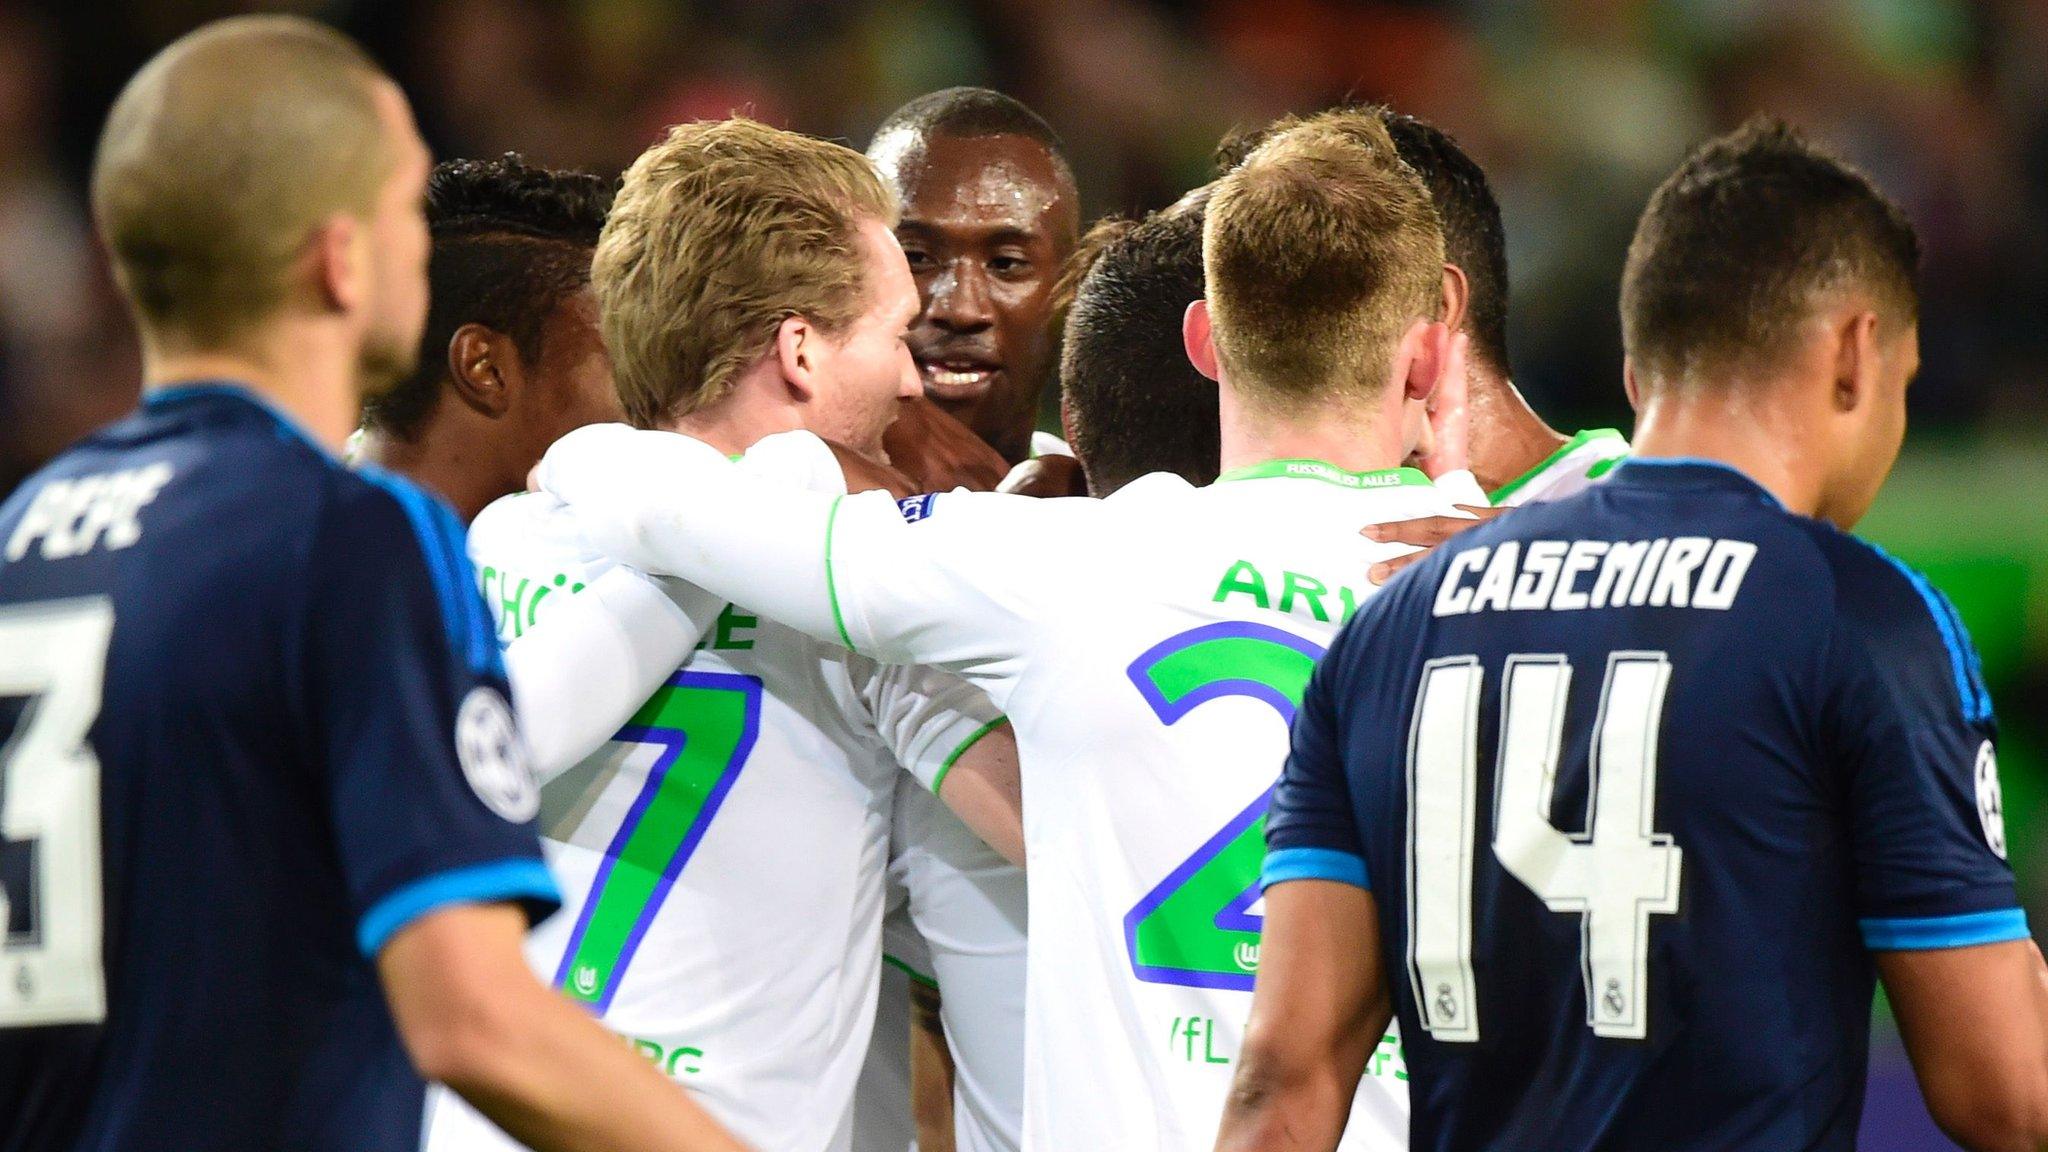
[1220,118,2048,1152]
[0,17,743,1152]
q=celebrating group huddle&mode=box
[2,13,2042,1152]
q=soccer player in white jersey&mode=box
[1220,108,1629,514]
[531,110,1486,1151]
[426,119,1021,1152]
[853,86,1082,1152]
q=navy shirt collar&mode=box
[1610,456,1787,511]
[143,380,334,461]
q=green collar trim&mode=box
[1214,459,1432,491]
[1487,428,1627,506]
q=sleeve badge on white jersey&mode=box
[456,686,539,823]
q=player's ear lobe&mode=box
[1401,319,1448,401]
[777,315,819,402]
[446,324,512,419]
[1440,264,1469,337]
[1833,311,1878,414]
[1183,299,1219,381]
[311,214,361,315]
[1623,359,1642,411]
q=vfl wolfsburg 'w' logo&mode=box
[1122,622,1323,992]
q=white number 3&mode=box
[1407,651,1684,1043]
[0,597,113,1028]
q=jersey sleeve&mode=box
[304,473,560,958]
[855,659,1008,793]
[469,494,724,784]
[1824,543,2025,951]
[536,424,1064,691]
[1262,609,1374,892]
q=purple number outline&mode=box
[1122,621,1325,991]
[552,669,763,1012]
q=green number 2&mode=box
[1123,622,1324,991]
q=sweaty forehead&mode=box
[877,131,1075,240]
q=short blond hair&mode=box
[1204,108,1444,412]
[91,16,391,349]
[595,118,898,428]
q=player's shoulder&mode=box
[740,429,849,494]
[468,490,591,565]
[1798,522,1994,721]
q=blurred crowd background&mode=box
[1,1,2043,1146]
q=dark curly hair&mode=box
[360,154,614,439]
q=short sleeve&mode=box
[1262,613,1372,892]
[307,473,560,957]
[1826,544,2024,951]
[856,658,1008,793]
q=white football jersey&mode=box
[536,431,1486,1152]
[1487,427,1629,507]
[429,435,1004,1152]
[856,778,1028,1152]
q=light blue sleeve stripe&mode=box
[358,468,499,676]
[1867,543,1992,723]
[1261,846,1370,892]
[357,857,561,957]
[1859,908,2029,951]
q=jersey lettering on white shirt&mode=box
[532,428,1492,1152]
[427,432,1004,1152]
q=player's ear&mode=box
[1183,299,1220,381]
[1440,262,1469,338]
[1833,309,1882,414]
[446,323,514,419]
[777,314,821,403]
[1623,358,1642,411]
[1399,318,1451,402]
[310,213,363,315]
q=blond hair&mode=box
[1203,108,1444,412]
[91,16,391,349]
[595,118,898,428]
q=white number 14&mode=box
[1406,652,1683,1043]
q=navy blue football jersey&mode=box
[0,384,560,1152]
[1264,458,2024,1152]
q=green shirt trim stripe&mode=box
[929,717,1010,795]
[824,495,854,649]
[1486,428,1627,506]
[1214,459,1433,491]
[883,952,939,989]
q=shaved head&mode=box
[92,15,396,350]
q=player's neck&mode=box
[142,327,360,454]
[1216,382,1405,477]
[1630,387,1826,517]
[1467,368,1569,493]
[668,369,806,458]
[354,419,513,524]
